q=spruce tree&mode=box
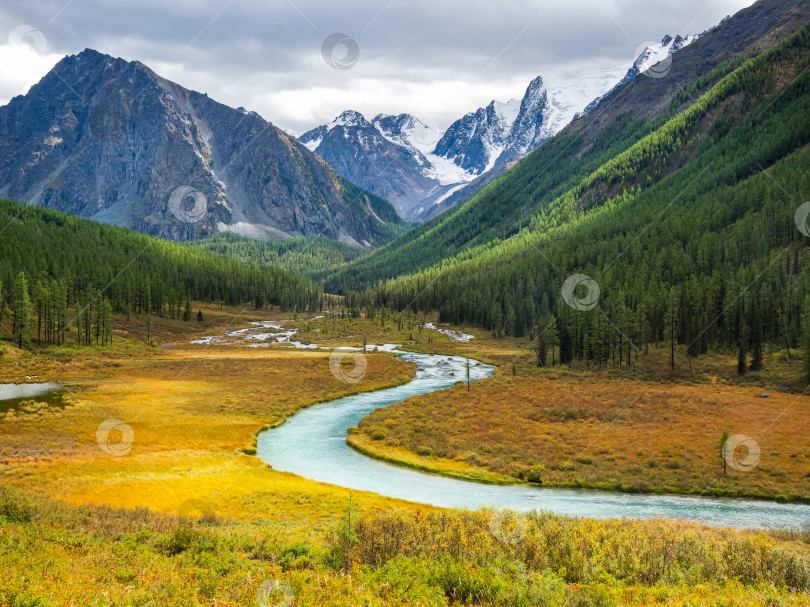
[12,272,32,349]
[802,299,810,382]
[536,328,548,367]
[547,316,559,366]
[55,280,67,346]
[749,320,763,372]
[102,302,113,346]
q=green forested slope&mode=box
[364,24,810,367]
[193,233,362,276]
[323,58,747,291]
[0,199,324,342]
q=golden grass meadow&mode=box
[1,305,809,606]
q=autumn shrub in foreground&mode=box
[341,508,810,589]
[3,487,810,606]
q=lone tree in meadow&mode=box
[717,428,730,476]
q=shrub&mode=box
[554,460,576,472]
[163,525,217,555]
[526,465,546,483]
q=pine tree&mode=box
[559,309,573,365]
[536,326,548,367]
[666,289,679,371]
[55,280,67,346]
[718,428,730,476]
[102,302,113,346]
[802,298,810,382]
[34,280,46,345]
[737,341,747,375]
[547,315,559,366]
[491,299,502,338]
[196,310,204,322]
[749,318,763,372]
[183,300,192,322]
[12,272,32,349]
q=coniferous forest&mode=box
[332,24,810,376]
[0,199,326,347]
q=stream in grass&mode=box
[195,320,810,529]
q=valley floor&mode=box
[1,307,809,606]
[351,332,810,501]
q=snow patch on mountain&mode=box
[580,31,707,118]
[298,29,706,221]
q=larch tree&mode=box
[12,272,32,349]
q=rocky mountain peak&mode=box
[335,110,369,128]
[0,49,402,246]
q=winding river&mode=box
[256,347,810,530]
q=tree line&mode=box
[0,199,329,348]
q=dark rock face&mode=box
[0,49,401,245]
[495,77,551,165]
[433,100,517,174]
[300,111,436,217]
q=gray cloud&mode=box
[0,0,755,132]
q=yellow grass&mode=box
[352,332,810,500]
[0,304,420,527]
[2,309,810,605]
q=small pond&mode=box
[0,382,67,414]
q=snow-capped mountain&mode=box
[299,78,562,219]
[299,31,703,221]
[580,33,705,117]
[433,97,522,175]
[300,111,473,217]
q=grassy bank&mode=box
[2,486,809,606]
[352,332,810,502]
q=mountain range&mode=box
[299,32,708,221]
[325,0,810,291]
[0,49,403,247]
[1,0,803,252]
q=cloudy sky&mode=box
[0,0,755,134]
